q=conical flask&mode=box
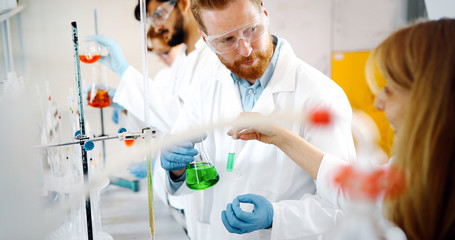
[87,65,112,108]
[186,138,219,190]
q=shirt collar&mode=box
[231,35,282,87]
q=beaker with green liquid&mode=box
[186,141,219,190]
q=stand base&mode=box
[110,177,140,192]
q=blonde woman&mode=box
[227,18,455,239]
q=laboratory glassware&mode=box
[79,39,101,64]
[79,37,111,108]
[186,137,219,190]
[227,138,236,172]
[86,65,112,108]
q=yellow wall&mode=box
[331,51,394,155]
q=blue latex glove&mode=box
[160,141,199,171]
[88,35,130,78]
[221,194,274,234]
[128,160,148,179]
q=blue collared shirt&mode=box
[231,35,282,112]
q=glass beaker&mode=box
[79,39,101,64]
[87,66,112,108]
[87,85,111,108]
[186,139,219,190]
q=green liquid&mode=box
[227,153,235,172]
[186,162,219,190]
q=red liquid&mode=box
[79,54,101,64]
[87,90,112,108]
[124,139,135,147]
[310,109,331,125]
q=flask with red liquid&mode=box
[87,86,112,108]
[86,63,112,108]
[79,39,101,64]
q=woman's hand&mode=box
[227,112,284,145]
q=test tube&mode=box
[227,139,236,172]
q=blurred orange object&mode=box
[87,89,112,108]
[124,139,135,147]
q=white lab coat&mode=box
[316,155,407,240]
[167,38,357,240]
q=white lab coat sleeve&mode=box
[301,82,356,162]
[161,165,195,196]
[114,66,147,120]
[113,66,182,133]
[270,194,346,240]
[316,154,350,210]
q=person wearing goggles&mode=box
[147,26,182,67]
[202,12,269,54]
[136,0,202,52]
[146,0,178,28]
[197,5,274,82]
[159,0,356,239]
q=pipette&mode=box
[227,138,236,172]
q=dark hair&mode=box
[134,0,150,20]
[134,0,178,21]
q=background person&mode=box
[103,27,183,126]
[91,0,217,132]
[147,27,183,68]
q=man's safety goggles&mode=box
[147,0,177,27]
[202,12,269,54]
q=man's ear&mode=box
[178,0,191,12]
[199,29,207,43]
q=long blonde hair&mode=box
[367,18,455,239]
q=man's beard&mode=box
[218,35,274,81]
[167,9,185,47]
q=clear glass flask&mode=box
[79,39,101,64]
[87,66,112,108]
[186,138,219,190]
